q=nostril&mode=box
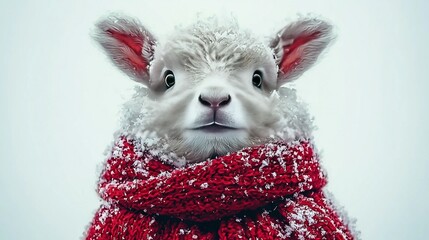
[199,95,211,107]
[199,94,231,108]
[219,95,231,106]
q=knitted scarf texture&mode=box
[85,136,355,239]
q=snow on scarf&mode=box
[85,136,355,239]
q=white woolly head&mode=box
[93,14,334,164]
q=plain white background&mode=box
[1,0,428,239]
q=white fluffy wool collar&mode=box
[116,85,314,165]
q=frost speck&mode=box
[234,175,240,183]
[259,159,269,171]
[188,178,197,186]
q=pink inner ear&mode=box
[106,29,148,71]
[279,32,320,74]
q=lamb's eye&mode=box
[252,71,263,88]
[164,70,175,89]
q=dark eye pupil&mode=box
[252,71,263,88]
[164,71,175,89]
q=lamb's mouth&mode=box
[190,123,240,133]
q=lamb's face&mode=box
[94,14,333,162]
[145,31,279,161]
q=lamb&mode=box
[85,13,356,239]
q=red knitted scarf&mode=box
[85,136,354,239]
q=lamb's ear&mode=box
[270,18,333,87]
[93,14,156,85]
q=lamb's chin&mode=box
[174,129,250,163]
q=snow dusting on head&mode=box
[162,16,272,74]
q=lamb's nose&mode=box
[199,94,231,108]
